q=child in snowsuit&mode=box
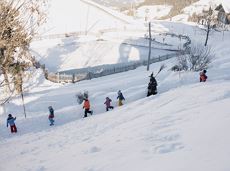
[6,114,17,133]
[104,97,114,111]
[48,106,55,126]
[200,70,208,82]
[117,90,125,106]
[83,99,93,117]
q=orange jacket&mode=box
[83,100,90,109]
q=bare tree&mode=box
[198,7,216,46]
[176,43,214,71]
[0,0,47,107]
[203,7,213,46]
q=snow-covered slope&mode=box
[40,0,133,35]
[31,30,184,72]
[0,21,230,171]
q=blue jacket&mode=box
[117,93,125,101]
[7,117,16,127]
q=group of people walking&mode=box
[82,90,125,118]
[6,106,55,134]
[6,70,207,133]
[5,90,126,133]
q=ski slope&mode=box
[0,23,230,171]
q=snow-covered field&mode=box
[40,0,133,35]
[1,0,230,171]
[31,30,185,72]
[1,27,230,170]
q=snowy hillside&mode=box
[31,27,185,72]
[1,0,230,170]
[1,16,230,171]
[32,0,230,74]
[40,0,133,35]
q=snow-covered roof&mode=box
[222,0,230,13]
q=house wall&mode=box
[216,4,230,25]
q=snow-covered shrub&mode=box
[76,91,89,104]
[171,65,182,71]
[177,44,214,71]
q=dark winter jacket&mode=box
[7,116,16,127]
[117,92,125,101]
[104,97,112,107]
[149,76,157,87]
[48,107,54,119]
[147,75,158,96]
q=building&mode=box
[215,1,230,25]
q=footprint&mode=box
[89,146,101,153]
[154,143,184,154]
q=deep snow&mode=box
[0,0,230,171]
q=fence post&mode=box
[72,74,75,83]
[57,72,60,83]
[87,72,91,80]
[44,70,48,79]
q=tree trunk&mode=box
[204,21,210,46]
[2,67,11,92]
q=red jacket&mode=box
[83,100,90,109]
[200,72,207,82]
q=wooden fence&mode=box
[45,52,182,83]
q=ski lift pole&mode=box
[147,22,152,71]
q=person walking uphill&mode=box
[48,106,55,126]
[83,98,93,117]
[200,70,208,82]
[6,114,17,133]
[104,97,114,111]
[147,73,158,96]
[117,90,125,106]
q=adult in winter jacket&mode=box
[117,90,125,106]
[48,106,55,126]
[104,97,114,111]
[147,73,158,96]
[6,114,17,133]
[200,70,208,82]
[83,99,93,117]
